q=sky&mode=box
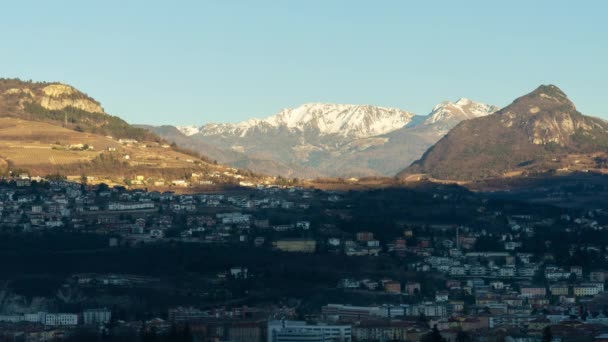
[0,1,606,125]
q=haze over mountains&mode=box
[146,99,498,178]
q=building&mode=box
[570,266,583,278]
[322,305,374,321]
[108,202,155,211]
[469,266,487,276]
[217,212,251,224]
[228,321,266,342]
[44,313,79,326]
[550,284,569,296]
[268,320,351,342]
[384,281,401,294]
[168,307,207,322]
[352,321,426,342]
[273,239,316,253]
[520,287,546,298]
[449,266,466,276]
[590,271,606,282]
[406,303,448,317]
[435,291,449,302]
[573,285,602,297]
[356,232,374,242]
[499,266,516,277]
[489,315,535,328]
[230,267,249,279]
[405,282,421,295]
[83,308,111,325]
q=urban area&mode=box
[0,176,608,342]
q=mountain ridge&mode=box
[180,103,417,138]
[400,85,608,180]
[149,98,497,178]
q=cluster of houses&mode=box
[2,176,608,340]
[0,308,110,326]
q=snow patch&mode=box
[198,103,416,138]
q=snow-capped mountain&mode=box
[176,125,201,136]
[161,98,498,178]
[423,98,498,128]
[179,103,416,138]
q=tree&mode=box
[542,326,552,342]
[421,325,446,342]
[456,330,471,342]
[417,312,429,328]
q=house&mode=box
[383,281,401,294]
[296,221,311,230]
[550,284,569,296]
[230,267,248,279]
[149,229,164,239]
[405,282,421,295]
[171,180,188,187]
[338,279,360,289]
[570,266,583,278]
[590,270,606,282]
[573,285,602,297]
[108,202,155,211]
[356,232,374,242]
[520,287,546,298]
[328,238,341,246]
[83,308,112,325]
[435,291,449,302]
[361,279,379,291]
[44,313,78,326]
[367,240,380,247]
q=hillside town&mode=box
[0,175,607,341]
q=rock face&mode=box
[1,80,104,114]
[38,84,104,113]
[150,99,496,178]
[0,78,163,143]
[401,85,608,180]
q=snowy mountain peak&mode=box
[185,103,416,138]
[177,125,201,136]
[177,99,499,138]
[425,98,498,126]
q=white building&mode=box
[296,221,311,230]
[230,267,249,279]
[83,308,111,325]
[108,202,155,211]
[216,212,251,224]
[449,266,466,276]
[45,313,79,326]
[268,320,351,342]
[499,266,516,277]
[405,303,448,317]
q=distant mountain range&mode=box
[5,77,603,185]
[400,85,608,180]
[145,99,498,178]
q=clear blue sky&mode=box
[1,1,606,125]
